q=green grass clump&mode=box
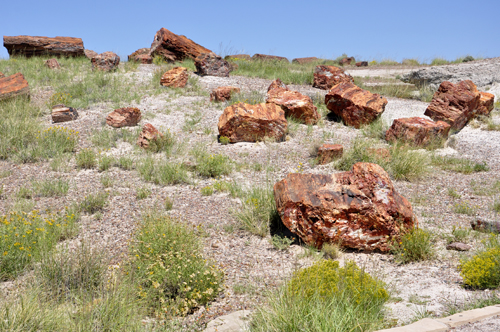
[136,187,151,200]
[137,156,189,185]
[431,155,489,174]
[453,201,477,216]
[32,179,70,197]
[460,236,500,289]
[80,192,108,214]
[128,214,223,318]
[145,129,176,155]
[229,90,266,106]
[91,127,138,149]
[193,151,233,178]
[250,260,388,332]
[229,59,315,85]
[430,58,450,66]
[76,148,97,169]
[0,209,78,280]
[390,228,434,263]
[200,186,214,196]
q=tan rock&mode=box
[3,35,84,57]
[252,54,288,62]
[137,123,163,149]
[325,82,388,128]
[0,73,30,101]
[195,53,232,77]
[385,117,451,147]
[160,67,189,87]
[44,58,60,69]
[317,144,343,164]
[424,80,480,131]
[292,57,319,65]
[312,65,354,90]
[446,242,471,251]
[273,162,416,252]
[267,78,289,92]
[218,103,287,143]
[477,91,495,116]
[150,28,211,62]
[84,49,98,59]
[128,48,152,64]
[266,87,320,125]
[106,107,141,128]
[91,52,120,71]
[210,86,240,102]
[51,104,78,123]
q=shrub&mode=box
[430,58,450,66]
[48,91,72,107]
[98,154,115,171]
[37,126,79,158]
[117,156,134,170]
[390,228,434,263]
[136,187,151,200]
[453,201,477,216]
[219,136,230,145]
[193,151,233,178]
[164,197,174,211]
[32,179,70,197]
[460,236,500,289]
[269,235,294,250]
[80,192,108,214]
[200,186,214,196]
[146,129,176,155]
[321,242,342,259]
[76,148,97,169]
[137,157,189,186]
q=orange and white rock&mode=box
[210,86,240,102]
[106,107,142,128]
[476,91,495,116]
[0,73,30,101]
[137,123,163,149]
[312,65,353,90]
[385,117,451,147]
[317,144,343,164]
[160,67,189,87]
[267,86,320,125]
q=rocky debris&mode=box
[424,80,480,131]
[3,35,84,57]
[252,54,289,62]
[325,82,388,128]
[91,52,120,71]
[402,57,500,89]
[160,67,189,87]
[210,86,240,102]
[385,117,451,147]
[266,87,320,125]
[137,123,163,149]
[106,107,142,128]
[0,72,4,78]
[195,53,232,77]
[0,73,30,101]
[477,92,495,116]
[446,242,471,251]
[218,103,287,143]
[339,57,355,66]
[317,144,343,164]
[471,218,500,234]
[44,58,60,69]
[312,65,354,90]
[149,28,211,62]
[224,54,251,61]
[84,49,98,59]
[51,104,78,123]
[267,78,289,92]
[356,61,368,67]
[273,162,416,252]
[128,48,152,64]
[292,57,319,65]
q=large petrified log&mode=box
[3,35,84,57]
[195,53,232,77]
[325,82,388,128]
[266,83,320,125]
[91,52,120,71]
[312,65,353,90]
[424,80,480,131]
[252,54,289,62]
[385,117,451,147]
[0,73,30,101]
[274,163,416,252]
[149,28,211,62]
[218,103,287,143]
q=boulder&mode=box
[325,82,388,128]
[267,78,289,92]
[106,107,141,128]
[44,58,60,69]
[149,28,211,62]
[0,73,30,101]
[91,52,120,71]
[195,53,232,77]
[160,67,189,87]
[128,48,152,64]
[339,57,354,66]
[210,86,240,102]
[84,49,98,59]
[3,35,84,57]
[356,61,368,67]
[477,91,495,116]
[218,103,287,143]
[424,80,480,131]
[385,117,451,147]
[446,242,471,251]
[252,54,289,62]
[266,87,320,125]
[225,54,251,61]
[317,144,343,164]
[137,123,163,149]
[292,57,319,65]
[274,162,416,252]
[312,65,354,90]
[471,218,500,234]
[51,104,78,123]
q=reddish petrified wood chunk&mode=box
[91,52,120,71]
[137,123,163,149]
[0,72,4,78]
[0,73,30,101]
[149,28,211,62]
[312,65,354,90]
[385,117,451,147]
[292,57,319,65]
[160,67,189,88]
[84,49,98,59]
[210,86,240,102]
[3,35,84,57]
[356,61,368,67]
[128,48,152,64]
[267,87,320,125]
[267,78,289,92]
[274,162,416,252]
[317,144,343,164]
[476,91,495,116]
[195,53,232,77]
[339,57,354,66]
[51,104,78,123]
[45,58,60,69]
[106,107,142,128]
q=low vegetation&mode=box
[390,228,434,264]
[460,235,500,289]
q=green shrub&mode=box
[390,228,434,263]
[193,151,233,178]
[269,235,294,250]
[145,129,176,155]
[137,156,189,185]
[321,242,342,259]
[91,127,138,149]
[219,136,230,145]
[445,225,471,244]
[80,192,108,214]
[136,187,151,200]
[48,92,72,107]
[164,197,174,211]
[98,155,115,171]
[229,90,266,106]
[117,156,134,170]
[200,186,214,196]
[31,179,70,197]
[453,201,477,216]
[76,148,97,169]
[100,174,113,188]
[430,58,450,66]
[460,236,500,289]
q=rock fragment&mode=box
[3,35,84,57]
[195,53,232,77]
[266,86,320,125]
[160,67,189,87]
[210,86,240,102]
[317,144,343,164]
[106,107,141,128]
[137,123,163,149]
[252,54,288,62]
[150,28,211,62]
[477,91,495,116]
[0,73,30,101]
[51,104,78,123]
[44,58,60,69]
[385,117,451,147]
[128,48,152,64]
[91,52,120,71]
[312,65,354,90]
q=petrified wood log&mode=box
[267,87,320,125]
[3,35,84,57]
[385,117,451,147]
[210,86,240,102]
[0,73,29,101]
[312,65,354,90]
[160,67,189,87]
[106,107,141,128]
[51,104,78,123]
[195,53,232,77]
[150,28,211,62]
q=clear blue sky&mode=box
[1,0,499,62]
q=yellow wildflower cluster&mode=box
[460,241,500,289]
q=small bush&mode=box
[200,186,214,196]
[460,236,500,289]
[321,242,342,259]
[390,228,434,263]
[117,156,134,170]
[100,174,113,188]
[80,192,108,214]
[98,155,115,171]
[76,148,97,169]
[32,179,70,197]
[146,129,176,155]
[453,201,477,216]
[137,157,189,185]
[48,92,72,107]
[430,58,450,66]
[270,235,294,250]
[219,136,230,145]
[445,225,471,244]
[164,197,174,211]
[136,187,151,200]
[193,151,233,178]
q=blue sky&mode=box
[1,0,499,62]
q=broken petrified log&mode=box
[137,123,163,149]
[51,104,78,123]
[312,65,354,90]
[106,107,141,128]
[385,117,451,147]
[292,57,319,65]
[274,162,416,252]
[160,67,189,87]
[356,61,368,67]
[210,86,240,102]
[0,73,30,101]
[84,49,98,59]
[195,53,232,77]
[477,92,495,116]
[149,28,211,62]
[317,144,343,164]
[3,35,84,57]
[128,48,152,64]
[91,52,120,71]
[266,87,320,125]
[252,54,289,62]
[471,218,500,234]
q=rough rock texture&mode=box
[0,72,4,78]
[84,49,98,59]
[446,242,471,251]
[356,61,368,67]
[292,57,319,65]
[266,87,320,125]
[51,104,78,123]
[44,58,60,69]
[471,218,500,234]
[312,65,354,90]
[385,117,451,147]
[137,123,163,149]
[149,28,211,62]
[267,78,289,92]
[3,35,84,57]
[424,80,480,131]
[195,53,232,77]
[402,57,500,89]
[317,144,343,164]
[273,162,416,252]
[252,54,289,62]
[224,54,251,61]
[325,82,388,128]
[91,52,120,71]
[218,103,287,143]
[160,67,188,87]
[0,73,30,101]
[477,92,495,116]
[210,86,240,102]
[106,107,142,128]
[128,48,152,64]
[339,57,354,66]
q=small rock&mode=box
[128,48,152,64]
[446,242,471,251]
[292,57,319,65]
[137,123,163,149]
[477,91,495,116]
[195,53,232,77]
[356,61,368,67]
[91,51,120,71]
[210,86,240,102]
[339,57,354,66]
[106,107,142,128]
[317,144,343,164]
[266,87,320,125]
[267,78,289,92]
[84,49,98,59]
[44,58,60,69]
[160,67,188,87]
[51,104,78,123]
[0,73,30,101]
[312,65,354,90]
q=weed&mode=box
[270,235,294,250]
[361,117,388,140]
[32,179,70,197]
[76,148,97,169]
[390,228,434,263]
[146,129,176,155]
[447,188,461,199]
[165,197,174,211]
[219,136,230,145]
[445,225,471,244]
[117,156,134,170]
[100,174,113,188]
[233,282,257,295]
[80,192,108,214]
[201,186,214,196]
[192,149,233,178]
[492,200,500,213]
[182,110,203,132]
[98,154,115,171]
[17,185,32,199]
[321,242,342,260]
[431,155,489,174]
[136,187,151,200]
[453,201,477,216]
[91,127,138,149]
[459,235,500,289]
[137,156,190,185]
